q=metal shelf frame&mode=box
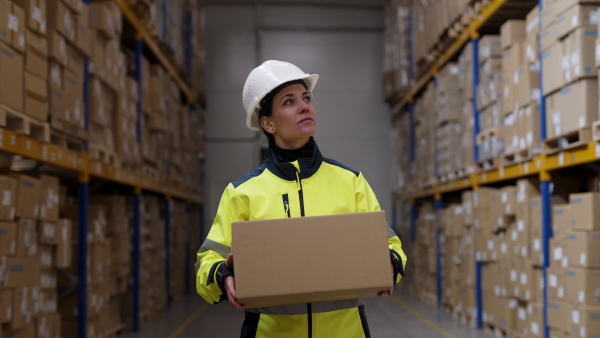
[399,1,600,337]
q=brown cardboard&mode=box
[0,221,16,256]
[23,71,46,121]
[562,28,597,83]
[25,30,47,78]
[541,0,556,30]
[39,174,59,221]
[39,244,52,268]
[0,42,23,111]
[0,288,12,323]
[14,174,41,219]
[570,192,600,231]
[46,0,75,42]
[0,257,41,287]
[12,0,47,35]
[548,267,566,299]
[542,43,563,95]
[66,42,85,77]
[0,0,26,52]
[570,305,600,337]
[501,186,518,216]
[54,218,72,268]
[548,298,571,332]
[11,288,31,330]
[501,20,526,50]
[47,30,67,66]
[545,79,598,139]
[565,267,600,305]
[551,238,568,269]
[232,211,393,308]
[528,302,544,337]
[75,3,91,56]
[478,35,502,63]
[89,1,119,38]
[15,218,36,258]
[554,204,572,236]
[565,231,600,268]
[0,176,17,221]
[38,221,57,245]
[553,4,598,39]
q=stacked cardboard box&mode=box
[542,3,598,139]
[114,77,141,168]
[188,0,206,96]
[458,43,475,173]
[46,0,89,138]
[0,173,72,337]
[383,0,411,100]
[413,84,435,186]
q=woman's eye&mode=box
[303,96,311,102]
[284,99,294,105]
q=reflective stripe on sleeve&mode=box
[198,238,231,259]
[387,226,398,239]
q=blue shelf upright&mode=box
[434,196,442,307]
[132,36,143,332]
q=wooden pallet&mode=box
[0,105,50,142]
[49,117,88,141]
[142,165,160,181]
[477,156,500,172]
[502,146,540,167]
[89,146,118,166]
[543,127,591,155]
[50,130,86,153]
[484,323,507,338]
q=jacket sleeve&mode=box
[195,183,249,304]
[355,173,407,284]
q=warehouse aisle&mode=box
[122,291,493,338]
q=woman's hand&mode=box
[377,263,395,297]
[224,254,246,309]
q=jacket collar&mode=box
[265,139,324,181]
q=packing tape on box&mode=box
[32,6,42,23]
[573,309,580,324]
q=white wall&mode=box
[204,3,391,230]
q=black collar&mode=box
[265,137,324,181]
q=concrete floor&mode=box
[122,291,494,338]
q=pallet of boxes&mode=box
[541,2,597,154]
[548,191,600,338]
[59,192,130,337]
[499,9,542,167]
[0,173,73,337]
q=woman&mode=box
[195,60,407,338]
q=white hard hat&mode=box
[242,60,319,131]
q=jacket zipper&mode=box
[282,194,291,218]
[295,170,311,338]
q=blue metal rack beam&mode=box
[135,38,143,143]
[165,198,172,306]
[77,174,89,338]
[541,180,551,338]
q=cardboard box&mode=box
[231,211,393,308]
[542,43,562,95]
[478,35,502,63]
[554,204,572,236]
[23,71,46,121]
[565,231,600,267]
[545,79,598,139]
[46,0,75,42]
[550,329,566,338]
[0,221,16,255]
[66,42,85,77]
[55,218,72,268]
[570,305,600,337]
[14,174,41,219]
[553,4,598,40]
[540,1,556,30]
[551,238,568,269]
[47,30,67,66]
[13,0,47,35]
[0,0,26,52]
[89,1,120,39]
[562,27,597,83]
[16,218,36,257]
[25,30,47,78]
[0,42,23,112]
[501,20,526,50]
[39,174,59,221]
[39,221,57,245]
[0,288,12,323]
[0,257,41,287]
[548,267,566,299]
[548,298,571,332]
[75,3,91,56]
[570,192,600,231]
[11,288,32,330]
[565,267,600,305]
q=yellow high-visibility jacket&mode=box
[196,140,407,338]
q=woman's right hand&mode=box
[224,254,246,310]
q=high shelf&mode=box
[391,0,600,338]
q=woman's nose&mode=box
[298,100,309,113]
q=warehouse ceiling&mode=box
[206,0,384,8]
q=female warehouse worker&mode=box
[195,60,407,337]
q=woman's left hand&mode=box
[377,263,395,297]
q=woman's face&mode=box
[265,83,316,149]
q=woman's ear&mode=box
[260,116,275,134]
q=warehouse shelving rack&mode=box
[389,0,595,337]
[0,1,205,337]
